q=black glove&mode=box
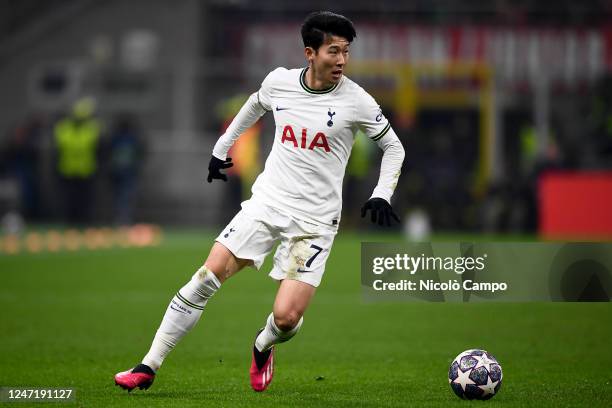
[207,156,233,182]
[361,197,400,226]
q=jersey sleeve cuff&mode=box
[370,188,393,204]
[211,145,228,161]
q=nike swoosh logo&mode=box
[170,305,188,314]
[296,268,313,273]
[276,107,289,111]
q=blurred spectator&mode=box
[589,75,612,161]
[107,114,145,225]
[482,118,562,233]
[53,97,101,225]
[2,114,45,220]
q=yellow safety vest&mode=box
[54,118,100,178]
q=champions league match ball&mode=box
[448,349,503,400]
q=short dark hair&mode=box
[301,11,356,51]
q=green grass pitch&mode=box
[1,230,610,407]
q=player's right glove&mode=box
[207,155,233,182]
[361,197,400,227]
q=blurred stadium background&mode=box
[1,2,611,407]
[1,0,612,241]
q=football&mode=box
[448,349,503,400]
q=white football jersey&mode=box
[250,67,394,227]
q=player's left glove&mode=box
[207,155,233,182]
[361,197,400,226]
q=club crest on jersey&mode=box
[327,109,336,127]
[224,227,235,238]
[281,125,330,152]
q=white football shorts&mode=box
[215,198,337,288]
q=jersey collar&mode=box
[300,67,339,94]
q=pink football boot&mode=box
[114,364,155,392]
[250,331,274,392]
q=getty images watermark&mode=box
[371,252,507,293]
[361,243,612,302]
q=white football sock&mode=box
[142,266,221,371]
[254,312,304,352]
